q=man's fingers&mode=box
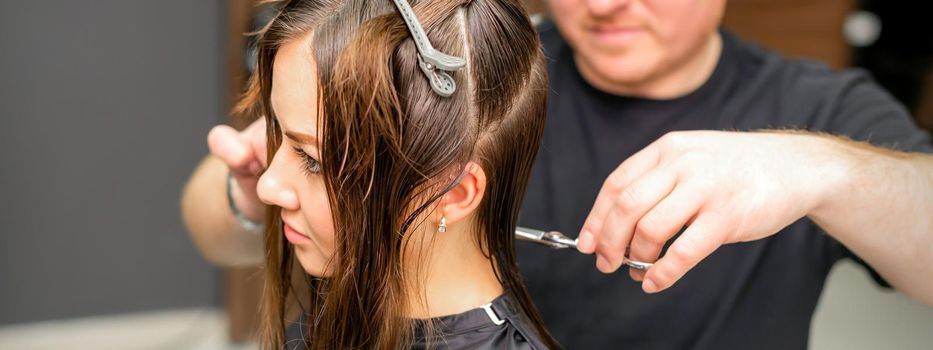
[594,167,676,273]
[641,213,726,293]
[627,184,702,281]
[208,125,250,167]
[208,124,264,178]
[578,145,662,253]
[243,118,268,167]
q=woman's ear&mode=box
[439,162,486,227]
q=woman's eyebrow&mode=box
[285,130,319,146]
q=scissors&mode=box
[515,226,655,271]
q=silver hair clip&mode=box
[391,0,466,97]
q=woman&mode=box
[236,0,557,348]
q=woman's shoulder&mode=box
[411,291,554,350]
[285,291,555,349]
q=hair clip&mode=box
[391,0,466,97]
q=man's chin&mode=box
[578,55,659,93]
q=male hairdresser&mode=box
[183,0,933,348]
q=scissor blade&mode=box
[515,227,572,249]
[514,226,654,271]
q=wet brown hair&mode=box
[236,0,554,348]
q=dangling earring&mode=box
[438,216,447,233]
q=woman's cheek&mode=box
[309,200,337,255]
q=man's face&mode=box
[548,0,725,93]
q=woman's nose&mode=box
[257,160,300,210]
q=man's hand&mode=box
[576,130,850,293]
[181,117,270,266]
[207,118,267,222]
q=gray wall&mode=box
[0,1,224,324]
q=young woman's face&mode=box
[257,34,336,277]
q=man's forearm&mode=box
[809,137,933,304]
[181,155,264,266]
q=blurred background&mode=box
[0,1,930,349]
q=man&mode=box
[182,0,933,348]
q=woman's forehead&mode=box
[271,33,320,134]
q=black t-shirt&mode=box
[516,22,933,349]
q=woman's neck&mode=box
[403,222,504,319]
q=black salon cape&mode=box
[515,21,933,349]
[286,291,549,349]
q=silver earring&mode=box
[438,216,447,233]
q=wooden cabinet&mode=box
[722,0,854,69]
[223,0,263,343]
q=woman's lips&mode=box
[283,222,311,245]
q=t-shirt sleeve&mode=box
[817,69,933,288]
[824,69,933,153]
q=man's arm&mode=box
[181,155,264,266]
[810,139,933,304]
[180,119,268,266]
[575,130,933,304]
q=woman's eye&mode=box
[292,146,321,175]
